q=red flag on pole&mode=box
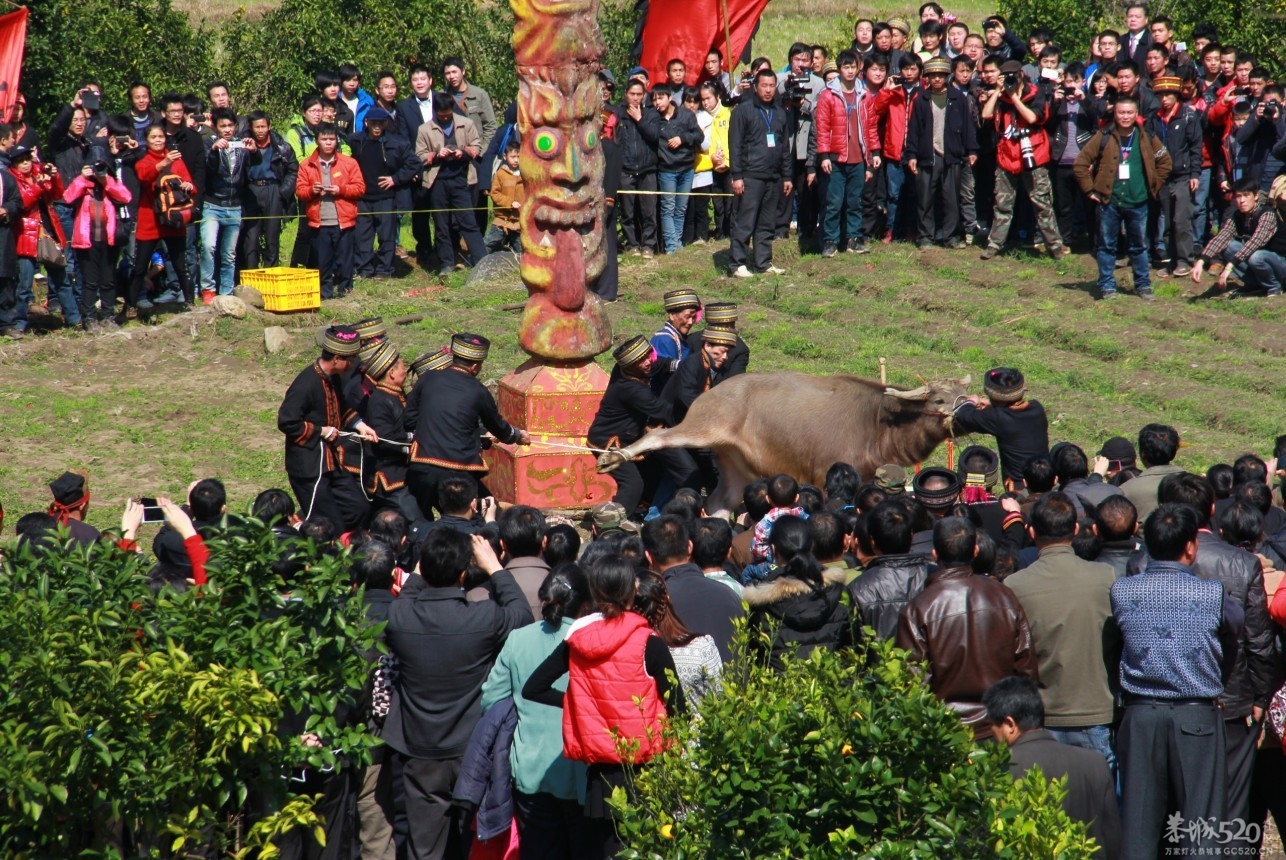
[0,7,27,122]
[638,0,770,86]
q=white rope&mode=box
[527,439,616,455]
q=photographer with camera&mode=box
[775,43,825,244]
[1153,76,1204,279]
[62,148,132,331]
[979,60,1066,261]
[201,108,253,303]
[10,147,80,332]
[1047,62,1097,248]
[1238,86,1286,193]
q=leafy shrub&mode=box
[23,0,215,127]
[0,525,377,857]
[611,634,1097,859]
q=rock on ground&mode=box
[263,326,290,354]
[465,251,521,287]
[235,285,265,309]
[213,295,248,319]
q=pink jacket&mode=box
[62,174,132,249]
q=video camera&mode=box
[784,72,811,101]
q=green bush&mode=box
[23,0,215,128]
[611,634,1098,859]
[218,0,639,131]
[0,525,378,857]
[996,0,1286,79]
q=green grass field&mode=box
[4,230,1285,533]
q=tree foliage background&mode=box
[19,0,640,131]
[0,526,378,857]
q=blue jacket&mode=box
[453,696,517,841]
[348,88,376,133]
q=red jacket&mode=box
[134,150,193,241]
[562,612,668,765]
[296,151,365,229]
[869,84,916,162]
[15,165,66,258]
[815,81,881,164]
[993,84,1052,174]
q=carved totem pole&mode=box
[481,0,616,507]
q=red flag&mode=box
[0,7,27,122]
[638,0,770,86]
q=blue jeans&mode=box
[1192,167,1212,247]
[885,162,906,237]
[657,168,693,254]
[823,162,866,247]
[1096,202,1149,296]
[51,202,81,292]
[200,203,242,295]
[1224,239,1286,294]
[17,257,79,327]
[1046,725,1119,797]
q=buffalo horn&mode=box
[884,385,929,400]
[958,374,972,387]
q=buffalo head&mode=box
[882,374,971,428]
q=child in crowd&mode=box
[485,142,524,254]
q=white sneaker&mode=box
[766,264,786,275]
[730,265,755,278]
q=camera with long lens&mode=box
[92,160,109,177]
[1004,125,1037,170]
[1003,71,1021,92]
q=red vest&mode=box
[562,612,668,765]
[994,84,1052,174]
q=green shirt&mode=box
[480,618,586,801]
[1110,130,1148,208]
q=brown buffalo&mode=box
[596,372,971,516]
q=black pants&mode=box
[513,790,598,860]
[288,470,371,532]
[618,171,657,251]
[682,181,712,244]
[76,244,116,321]
[315,225,356,298]
[407,465,484,520]
[132,235,190,305]
[1225,715,1261,824]
[608,448,699,514]
[1118,700,1226,857]
[429,175,484,271]
[593,203,619,302]
[1249,746,1286,854]
[398,755,465,860]
[410,185,436,267]
[710,170,733,239]
[1049,163,1082,246]
[915,156,961,244]
[240,182,285,268]
[729,176,782,272]
[0,274,16,331]
[776,157,814,239]
[861,161,887,237]
[355,197,398,276]
[290,220,317,269]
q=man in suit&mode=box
[1123,4,1153,68]
[984,676,1121,859]
[395,64,437,269]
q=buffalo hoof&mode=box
[596,449,629,473]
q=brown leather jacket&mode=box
[1072,125,1172,201]
[896,566,1039,740]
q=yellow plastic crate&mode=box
[240,267,321,312]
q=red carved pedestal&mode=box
[483,358,616,509]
